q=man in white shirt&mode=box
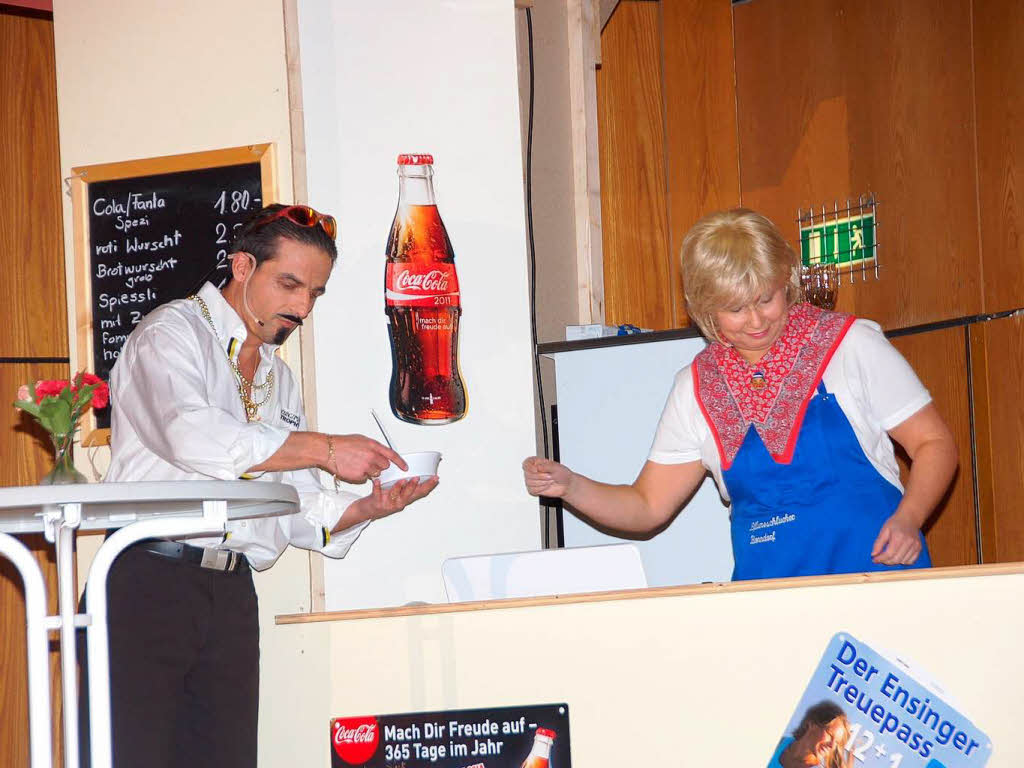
[93,204,438,768]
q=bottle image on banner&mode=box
[521,727,556,768]
[385,153,467,424]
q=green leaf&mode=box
[76,382,98,413]
[37,397,73,436]
[13,399,41,418]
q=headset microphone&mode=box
[240,253,266,327]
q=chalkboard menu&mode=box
[72,144,275,438]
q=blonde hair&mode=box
[792,702,854,768]
[681,208,801,343]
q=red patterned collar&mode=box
[692,303,854,468]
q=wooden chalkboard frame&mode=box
[70,143,277,446]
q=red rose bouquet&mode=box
[13,372,110,484]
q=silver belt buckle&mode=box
[200,548,231,571]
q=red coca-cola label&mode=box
[385,262,460,308]
[331,717,380,765]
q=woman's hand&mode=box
[522,458,704,535]
[341,476,439,529]
[871,510,923,565]
[879,402,958,565]
[522,457,574,498]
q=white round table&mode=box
[0,481,299,768]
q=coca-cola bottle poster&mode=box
[385,154,468,426]
[766,633,991,768]
[330,703,570,767]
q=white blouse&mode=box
[648,319,932,503]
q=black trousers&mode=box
[80,546,259,768]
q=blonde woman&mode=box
[768,701,854,768]
[523,208,956,579]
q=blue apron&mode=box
[723,380,931,580]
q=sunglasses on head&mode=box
[251,205,337,240]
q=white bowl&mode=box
[379,451,442,489]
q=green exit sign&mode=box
[800,213,875,266]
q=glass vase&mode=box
[40,432,87,485]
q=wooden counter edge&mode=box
[276,561,1024,625]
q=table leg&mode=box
[84,516,224,768]
[0,532,53,768]
[55,522,80,768]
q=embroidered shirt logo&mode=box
[279,409,300,428]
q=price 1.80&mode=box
[213,189,260,215]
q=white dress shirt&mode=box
[106,281,368,570]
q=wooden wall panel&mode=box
[660,0,739,327]
[592,0,1019,573]
[0,10,67,356]
[889,329,977,567]
[978,314,1024,562]
[974,0,1024,314]
[1,8,67,764]
[596,1,673,329]
[733,0,982,330]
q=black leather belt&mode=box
[133,540,248,573]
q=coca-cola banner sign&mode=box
[330,703,570,767]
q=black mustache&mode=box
[277,314,304,326]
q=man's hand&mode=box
[327,434,406,484]
[338,476,440,530]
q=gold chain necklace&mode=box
[189,295,275,422]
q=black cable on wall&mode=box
[521,6,555,547]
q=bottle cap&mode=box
[397,153,434,165]
[536,728,556,739]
